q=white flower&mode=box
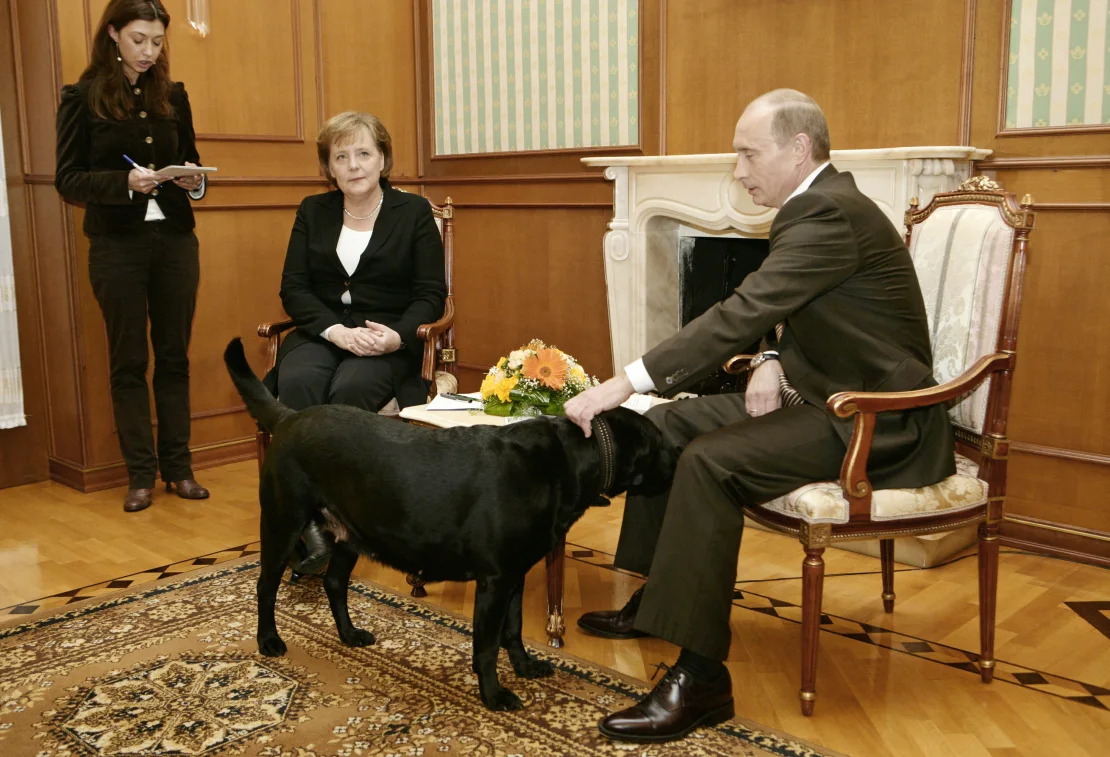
[507,350,528,369]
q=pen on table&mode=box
[123,154,160,187]
[440,392,482,404]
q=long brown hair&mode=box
[80,0,174,120]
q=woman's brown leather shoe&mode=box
[123,488,153,513]
[166,479,210,500]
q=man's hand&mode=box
[745,359,783,418]
[564,374,635,437]
[327,325,377,356]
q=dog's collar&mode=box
[591,417,615,493]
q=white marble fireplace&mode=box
[582,148,991,376]
[582,147,992,567]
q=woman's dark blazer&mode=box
[55,78,203,236]
[274,179,447,406]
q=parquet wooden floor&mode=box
[1,460,1108,756]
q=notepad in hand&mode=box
[155,165,218,178]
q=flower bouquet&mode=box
[479,339,600,417]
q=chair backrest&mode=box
[427,196,456,382]
[904,176,1034,436]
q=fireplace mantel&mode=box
[583,147,991,375]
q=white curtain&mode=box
[0,103,26,429]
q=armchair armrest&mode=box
[826,351,1014,520]
[417,298,456,386]
[722,353,757,375]
[257,319,295,373]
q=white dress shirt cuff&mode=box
[624,359,656,394]
[188,175,206,200]
[321,325,339,341]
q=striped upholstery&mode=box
[908,205,1014,434]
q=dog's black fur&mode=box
[224,338,676,710]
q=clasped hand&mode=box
[329,321,401,357]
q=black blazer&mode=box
[55,77,204,236]
[644,167,955,491]
[277,180,447,374]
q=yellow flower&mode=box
[480,370,499,400]
[522,348,569,390]
[570,364,587,383]
[492,373,519,402]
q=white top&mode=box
[336,226,373,305]
[623,161,830,394]
[320,226,374,340]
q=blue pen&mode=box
[123,154,160,187]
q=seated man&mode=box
[564,89,954,743]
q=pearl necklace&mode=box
[343,190,384,221]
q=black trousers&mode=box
[276,339,413,412]
[88,226,200,489]
[616,392,847,660]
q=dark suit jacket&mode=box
[644,166,955,490]
[55,78,203,236]
[275,180,447,406]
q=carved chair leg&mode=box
[255,430,270,474]
[977,521,1000,683]
[406,573,428,599]
[800,546,826,716]
[880,538,896,613]
[545,537,566,648]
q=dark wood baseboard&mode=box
[1000,515,1110,568]
[48,438,257,493]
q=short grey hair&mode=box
[749,89,831,162]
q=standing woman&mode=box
[55,0,210,512]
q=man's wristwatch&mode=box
[748,350,780,371]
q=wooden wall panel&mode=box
[965,0,1110,562]
[167,0,303,140]
[0,0,50,488]
[665,0,967,154]
[315,0,419,177]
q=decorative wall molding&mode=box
[958,0,978,145]
[1011,441,1110,465]
[976,154,1110,168]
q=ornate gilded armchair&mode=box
[742,177,1034,715]
[255,197,459,591]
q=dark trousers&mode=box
[276,339,412,412]
[616,392,846,660]
[88,227,200,489]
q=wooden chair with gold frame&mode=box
[732,177,1034,715]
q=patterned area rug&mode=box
[0,559,842,756]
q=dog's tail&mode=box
[223,338,293,432]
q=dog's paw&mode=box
[481,688,524,711]
[512,656,555,679]
[339,627,376,647]
[257,633,287,657]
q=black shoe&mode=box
[577,586,649,640]
[598,663,734,742]
[290,521,331,576]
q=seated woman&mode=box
[274,112,447,572]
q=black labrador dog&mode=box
[224,339,675,710]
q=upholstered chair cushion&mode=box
[908,204,1015,433]
[757,454,987,525]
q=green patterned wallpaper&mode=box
[431,0,639,155]
[1005,0,1110,128]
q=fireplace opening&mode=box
[677,235,770,396]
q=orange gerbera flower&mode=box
[521,348,568,390]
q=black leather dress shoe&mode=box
[599,664,734,743]
[290,521,332,577]
[577,586,649,639]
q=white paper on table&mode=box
[620,393,656,414]
[425,391,484,411]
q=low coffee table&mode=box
[398,404,569,648]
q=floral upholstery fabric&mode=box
[908,204,1014,434]
[756,454,987,524]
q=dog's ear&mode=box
[604,408,677,497]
